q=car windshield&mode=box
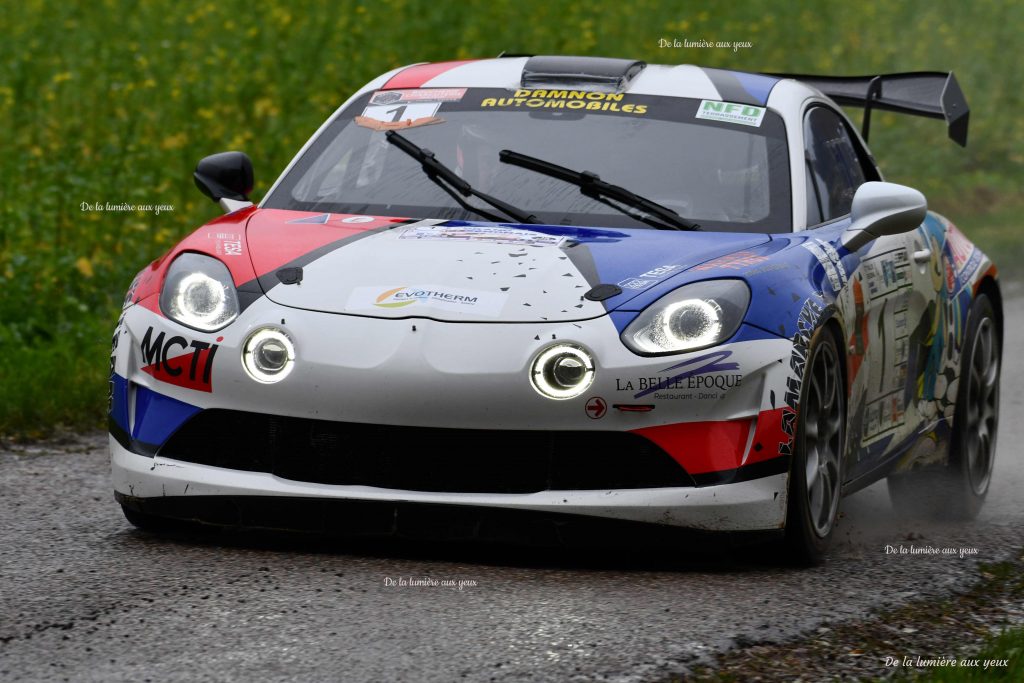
[263,88,792,233]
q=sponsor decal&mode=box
[861,247,910,300]
[692,250,770,271]
[208,231,243,257]
[360,100,442,125]
[481,89,649,116]
[802,238,848,292]
[695,100,766,127]
[348,285,508,316]
[945,224,975,275]
[341,215,375,224]
[780,293,826,457]
[618,278,655,291]
[108,311,127,412]
[636,265,682,279]
[585,397,608,419]
[620,350,742,400]
[360,88,465,127]
[616,264,682,291]
[370,88,467,105]
[397,224,565,247]
[139,326,220,393]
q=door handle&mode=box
[913,249,932,263]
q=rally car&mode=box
[110,56,1001,563]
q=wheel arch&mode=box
[975,275,1003,355]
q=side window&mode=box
[803,107,867,224]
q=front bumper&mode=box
[111,438,788,532]
[111,297,796,535]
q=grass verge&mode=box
[676,550,1024,681]
[0,317,112,439]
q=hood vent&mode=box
[521,56,646,93]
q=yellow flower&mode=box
[52,71,73,84]
[161,132,188,150]
[75,257,94,278]
[253,97,279,118]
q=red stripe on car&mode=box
[245,209,407,279]
[632,407,789,475]
[381,60,475,89]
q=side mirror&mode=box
[841,181,927,252]
[194,151,255,213]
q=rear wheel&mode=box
[784,326,846,565]
[887,293,999,519]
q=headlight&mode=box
[159,253,240,332]
[621,279,750,355]
[530,344,595,400]
[242,327,296,383]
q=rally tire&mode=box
[888,293,999,520]
[784,325,846,566]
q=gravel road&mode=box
[2,288,1021,682]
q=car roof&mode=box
[357,56,820,111]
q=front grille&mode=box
[159,409,695,493]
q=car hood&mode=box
[245,210,772,322]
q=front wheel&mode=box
[784,326,846,565]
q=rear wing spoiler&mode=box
[766,71,969,147]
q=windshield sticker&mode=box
[397,224,565,247]
[357,100,445,131]
[354,114,444,131]
[481,89,648,116]
[695,100,766,127]
[347,285,508,316]
[370,88,467,105]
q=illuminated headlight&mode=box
[621,280,750,355]
[160,253,239,332]
[242,327,295,383]
[530,344,595,400]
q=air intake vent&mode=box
[521,56,646,92]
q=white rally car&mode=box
[111,56,1001,563]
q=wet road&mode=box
[1,288,1021,682]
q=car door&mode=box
[801,105,935,481]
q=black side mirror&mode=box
[194,151,254,202]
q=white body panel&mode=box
[111,440,788,531]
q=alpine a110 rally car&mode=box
[110,55,1002,563]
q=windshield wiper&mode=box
[498,150,701,231]
[385,131,538,224]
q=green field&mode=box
[1,0,1021,436]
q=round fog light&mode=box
[530,344,595,400]
[242,328,295,383]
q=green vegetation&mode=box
[897,628,1024,681]
[1,0,1021,436]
